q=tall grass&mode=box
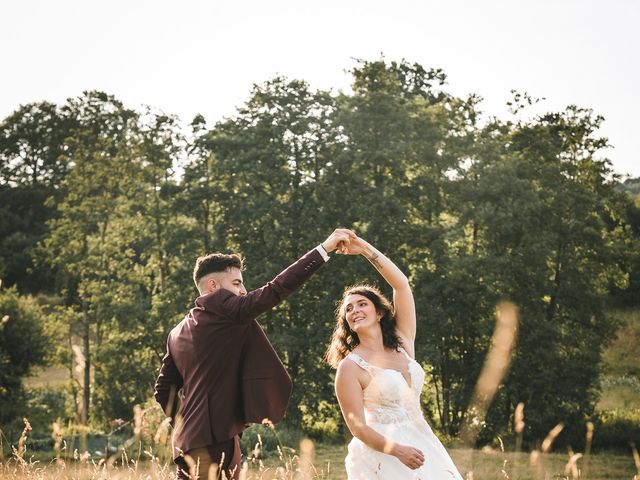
[1,415,639,480]
[4,305,638,478]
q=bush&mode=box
[298,400,343,443]
[592,410,640,452]
[239,424,304,458]
[0,288,48,431]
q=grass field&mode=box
[8,308,638,479]
[1,442,638,479]
[598,308,640,412]
[259,443,638,479]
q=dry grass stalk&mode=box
[208,461,219,480]
[583,421,594,479]
[14,418,32,458]
[514,403,525,440]
[631,442,640,480]
[529,449,542,480]
[133,406,142,438]
[297,438,314,480]
[459,302,519,448]
[510,403,526,480]
[528,422,565,480]
[541,423,564,453]
[153,418,172,446]
[0,428,5,463]
[495,437,510,479]
[51,422,64,467]
[564,450,582,479]
[238,462,249,480]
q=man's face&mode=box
[213,267,247,296]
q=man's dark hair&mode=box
[193,253,244,287]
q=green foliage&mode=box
[0,59,638,451]
[618,177,640,198]
[298,400,343,443]
[601,309,640,377]
[239,424,304,456]
[608,186,640,306]
[0,288,48,429]
[593,410,640,452]
[0,184,58,292]
[598,309,640,414]
[0,101,72,187]
[7,386,72,444]
[0,101,76,293]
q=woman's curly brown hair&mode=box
[325,284,402,368]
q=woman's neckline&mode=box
[350,349,414,389]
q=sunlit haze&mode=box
[1,0,638,176]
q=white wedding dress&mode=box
[344,348,463,479]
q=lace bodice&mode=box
[346,348,426,425]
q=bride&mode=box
[326,236,463,479]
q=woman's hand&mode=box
[391,443,425,470]
[335,235,368,255]
[322,228,357,253]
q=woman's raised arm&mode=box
[339,236,417,354]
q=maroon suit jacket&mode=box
[154,248,325,460]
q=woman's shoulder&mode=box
[336,352,372,390]
[337,351,367,374]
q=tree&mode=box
[91,109,197,422]
[42,91,138,424]
[0,101,74,291]
[0,287,48,433]
[0,101,71,187]
[334,59,484,435]
[198,77,346,426]
[455,105,630,446]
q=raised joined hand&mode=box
[322,228,357,253]
[335,235,368,256]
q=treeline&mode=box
[1,59,638,449]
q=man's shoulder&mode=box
[193,289,236,315]
[168,315,188,337]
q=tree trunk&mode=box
[82,299,90,425]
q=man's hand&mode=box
[335,235,369,256]
[321,228,356,253]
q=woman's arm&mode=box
[335,360,424,470]
[340,237,417,352]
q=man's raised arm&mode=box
[197,229,355,322]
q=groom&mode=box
[154,229,354,479]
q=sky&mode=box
[1,0,638,177]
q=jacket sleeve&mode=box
[197,247,326,323]
[154,340,183,420]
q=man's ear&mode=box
[207,277,218,291]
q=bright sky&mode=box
[1,0,638,177]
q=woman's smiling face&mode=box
[343,294,380,332]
